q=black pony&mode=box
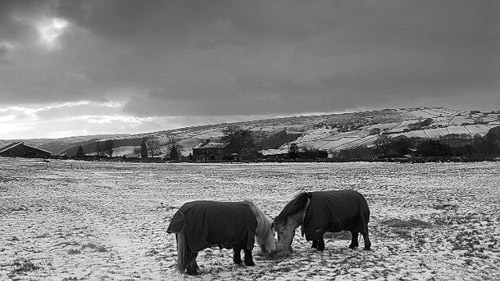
[273,190,371,252]
[167,200,276,275]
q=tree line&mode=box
[220,125,328,161]
[72,125,500,162]
[73,135,183,160]
[73,125,326,161]
[337,126,500,161]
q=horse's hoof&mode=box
[186,264,200,275]
[245,260,255,266]
[349,244,359,249]
[186,270,199,275]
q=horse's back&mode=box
[167,201,257,251]
[314,190,369,216]
[304,190,369,240]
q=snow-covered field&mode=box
[1,159,499,280]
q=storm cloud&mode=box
[1,0,499,138]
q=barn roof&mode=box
[0,142,23,154]
[193,141,229,149]
[260,148,288,156]
[0,142,52,155]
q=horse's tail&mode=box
[176,225,189,273]
[356,192,372,250]
[357,193,370,233]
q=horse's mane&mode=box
[244,200,273,240]
[274,192,312,226]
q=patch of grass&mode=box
[7,236,19,242]
[392,228,413,239]
[35,233,50,239]
[68,248,81,255]
[382,218,432,228]
[8,206,28,212]
[433,203,457,210]
[145,248,160,257]
[450,230,485,256]
[326,231,351,240]
[381,218,432,239]
[9,258,41,275]
[0,176,13,183]
[434,214,480,226]
[55,241,80,247]
[268,266,292,273]
[434,217,453,225]
[81,243,108,253]
[267,250,292,260]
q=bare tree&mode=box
[95,141,104,156]
[133,147,142,158]
[140,138,148,158]
[222,125,256,160]
[165,135,183,160]
[375,133,390,157]
[288,143,298,159]
[101,139,114,157]
[145,136,162,158]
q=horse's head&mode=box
[273,192,311,253]
[258,225,277,254]
[245,200,277,254]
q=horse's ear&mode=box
[306,192,312,199]
[271,221,275,229]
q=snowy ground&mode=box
[1,159,499,280]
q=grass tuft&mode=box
[10,258,41,275]
[81,243,108,253]
[382,218,432,228]
[68,248,82,255]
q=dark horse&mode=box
[273,190,371,252]
[167,200,276,275]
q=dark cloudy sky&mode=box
[1,0,499,139]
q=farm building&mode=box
[0,142,52,158]
[192,140,230,161]
[260,148,289,160]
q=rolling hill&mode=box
[1,107,499,158]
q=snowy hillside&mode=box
[123,107,500,158]
[2,107,499,157]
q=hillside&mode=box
[1,107,499,158]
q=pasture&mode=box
[1,159,499,280]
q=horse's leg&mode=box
[317,236,325,251]
[362,231,371,250]
[349,231,359,249]
[243,249,255,266]
[311,239,318,249]
[186,250,199,275]
[233,246,242,264]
